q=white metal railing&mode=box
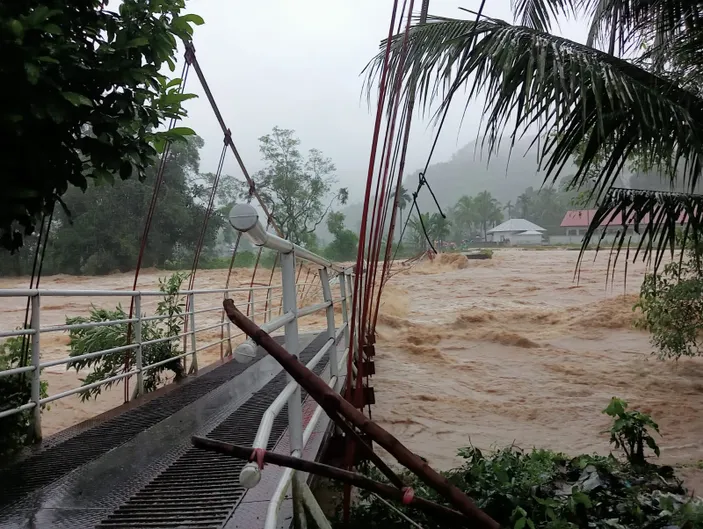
[229,203,353,529]
[0,280,323,439]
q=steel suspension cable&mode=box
[124,59,191,401]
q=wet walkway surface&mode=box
[0,332,338,529]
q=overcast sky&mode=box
[181,0,588,203]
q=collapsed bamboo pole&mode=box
[222,299,499,529]
[192,436,471,526]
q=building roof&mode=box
[560,209,687,228]
[487,218,546,234]
[517,230,544,236]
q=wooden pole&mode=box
[222,299,499,529]
[192,436,471,526]
[325,406,406,489]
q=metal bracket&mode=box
[350,386,375,408]
[360,360,375,377]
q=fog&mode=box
[179,0,589,202]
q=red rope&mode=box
[345,0,400,402]
[343,0,404,521]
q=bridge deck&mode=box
[0,332,339,529]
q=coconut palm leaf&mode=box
[510,0,576,32]
[577,187,703,274]
[364,14,703,262]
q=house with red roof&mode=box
[555,209,685,244]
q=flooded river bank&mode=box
[373,249,703,492]
[1,249,701,491]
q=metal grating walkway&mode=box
[0,342,274,510]
[96,333,330,529]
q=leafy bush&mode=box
[66,273,187,400]
[0,335,48,461]
[603,397,660,467]
[636,237,703,360]
[340,401,702,529]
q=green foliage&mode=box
[66,272,188,401]
[635,238,703,361]
[1,0,202,252]
[343,401,700,529]
[0,137,225,276]
[366,0,703,266]
[408,212,451,250]
[324,211,358,261]
[603,397,660,467]
[244,127,348,246]
[0,335,49,461]
[473,191,503,238]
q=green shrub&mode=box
[603,397,660,467]
[0,335,48,461]
[340,401,701,529]
[66,272,187,400]
[635,236,703,360]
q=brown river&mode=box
[1,249,702,491]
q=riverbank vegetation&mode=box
[339,399,702,529]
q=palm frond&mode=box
[584,0,703,59]
[510,0,576,32]
[364,15,703,205]
[577,187,703,273]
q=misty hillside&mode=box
[331,136,556,237]
[320,135,690,241]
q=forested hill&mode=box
[336,136,553,234]
[410,137,547,212]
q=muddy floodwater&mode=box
[373,249,703,493]
[1,249,702,491]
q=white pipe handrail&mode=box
[229,203,347,273]
[0,281,318,433]
[263,347,349,529]
[228,204,353,529]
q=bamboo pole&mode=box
[192,437,471,526]
[222,299,499,529]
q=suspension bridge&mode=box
[0,0,502,527]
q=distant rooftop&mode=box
[560,209,687,228]
[487,218,546,234]
[519,230,544,236]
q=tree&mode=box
[516,191,533,219]
[473,191,503,239]
[0,137,224,276]
[325,211,358,261]
[366,0,703,265]
[429,213,451,244]
[449,195,478,242]
[247,127,348,247]
[1,0,203,252]
[503,201,514,219]
[393,184,411,240]
[408,212,451,250]
[635,235,703,360]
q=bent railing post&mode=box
[30,294,42,441]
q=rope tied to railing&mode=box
[250,447,266,470]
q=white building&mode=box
[486,219,546,245]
